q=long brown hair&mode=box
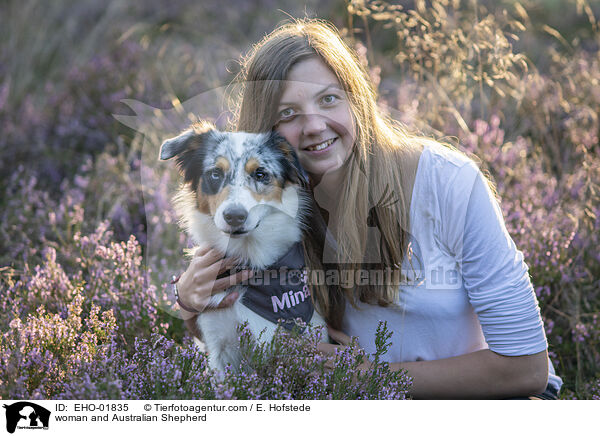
[230,19,423,329]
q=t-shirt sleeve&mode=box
[441,160,548,356]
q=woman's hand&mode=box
[317,327,372,373]
[176,244,253,319]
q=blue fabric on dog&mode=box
[241,242,314,331]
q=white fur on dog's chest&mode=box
[197,288,326,372]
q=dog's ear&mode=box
[270,132,310,187]
[159,129,194,160]
[159,121,217,160]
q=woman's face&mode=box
[275,57,355,180]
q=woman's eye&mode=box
[321,94,338,104]
[278,108,295,121]
[253,168,270,182]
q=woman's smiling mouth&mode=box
[304,137,336,152]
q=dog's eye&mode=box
[201,168,225,194]
[207,168,224,181]
[252,168,270,183]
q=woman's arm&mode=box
[390,348,548,399]
[402,160,548,399]
[322,328,548,399]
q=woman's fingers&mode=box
[191,246,244,287]
[316,342,341,354]
[316,342,343,370]
[215,291,240,309]
[194,247,225,268]
[210,269,253,295]
[199,291,240,313]
[327,326,352,346]
[204,255,238,277]
[194,247,241,280]
[316,331,370,373]
[194,244,213,258]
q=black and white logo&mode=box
[3,402,50,434]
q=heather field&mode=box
[1,0,599,400]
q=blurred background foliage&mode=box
[1,0,599,399]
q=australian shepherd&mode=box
[159,121,327,372]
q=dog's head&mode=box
[160,121,309,246]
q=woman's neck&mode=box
[310,166,346,207]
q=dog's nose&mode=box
[223,206,248,227]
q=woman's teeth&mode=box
[306,138,335,151]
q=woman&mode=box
[175,18,562,399]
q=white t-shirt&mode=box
[341,142,562,392]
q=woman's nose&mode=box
[301,113,327,136]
